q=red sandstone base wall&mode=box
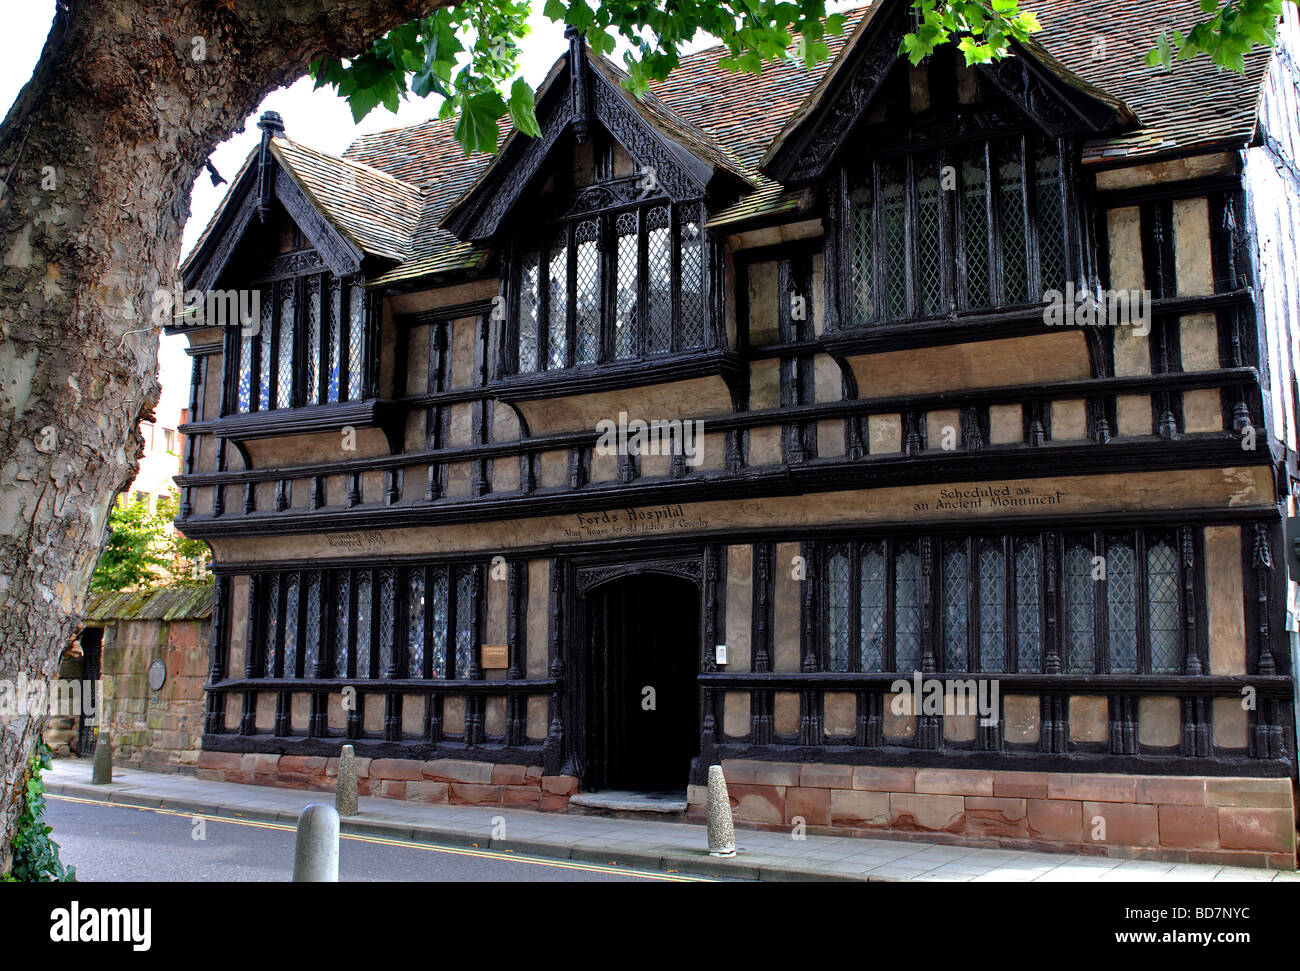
[686,761,1297,870]
[195,752,577,811]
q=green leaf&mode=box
[508,78,541,138]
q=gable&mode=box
[762,0,1135,185]
[442,33,753,242]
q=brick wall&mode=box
[195,751,578,811]
[685,760,1297,870]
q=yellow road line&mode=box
[48,793,710,882]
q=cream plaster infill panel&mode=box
[513,375,735,437]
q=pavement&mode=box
[46,759,1300,883]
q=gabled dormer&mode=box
[178,112,421,448]
[443,30,753,384]
[760,0,1136,332]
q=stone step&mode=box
[569,789,688,816]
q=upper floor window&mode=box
[508,198,707,374]
[230,271,368,414]
[845,134,1070,325]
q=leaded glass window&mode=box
[303,572,321,677]
[334,573,351,678]
[454,569,475,677]
[846,135,1072,324]
[943,542,969,671]
[1065,543,1095,674]
[282,573,300,679]
[263,574,280,678]
[407,568,426,678]
[1106,538,1138,674]
[575,220,600,364]
[894,545,922,671]
[231,271,368,413]
[547,233,568,370]
[1014,540,1042,672]
[378,569,396,677]
[1146,538,1181,674]
[977,541,1006,672]
[431,571,449,679]
[826,550,852,672]
[354,571,372,679]
[510,198,709,373]
[679,203,705,347]
[860,544,886,672]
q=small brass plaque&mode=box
[481,644,509,669]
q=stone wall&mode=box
[685,760,1297,870]
[96,616,210,774]
[194,751,578,811]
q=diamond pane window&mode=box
[305,275,321,405]
[645,206,672,354]
[258,292,274,411]
[327,277,342,403]
[547,234,568,370]
[333,573,351,678]
[354,572,372,679]
[378,569,395,677]
[574,220,600,364]
[407,569,426,677]
[518,250,541,373]
[431,571,449,678]
[826,550,851,672]
[347,283,365,400]
[263,574,280,678]
[1065,544,1095,673]
[455,570,475,677]
[894,546,921,671]
[916,155,944,317]
[849,174,874,325]
[511,198,708,371]
[1147,539,1181,673]
[282,574,300,679]
[303,572,321,676]
[614,213,639,359]
[1014,541,1042,672]
[1107,539,1138,674]
[997,148,1029,303]
[679,205,705,347]
[277,282,294,408]
[237,331,253,414]
[943,543,969,671]
[1035,148,1067,294]
[881,163,908,320]
[978,542,1006,672]
[859,545,886,671]
[961,148,991,309]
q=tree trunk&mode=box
[0,0,446,871]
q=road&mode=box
[45,794,716,882]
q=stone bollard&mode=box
[292,804,340,882]
[705,764,736,857]
[335,744,358,817]
[91,736,113,785]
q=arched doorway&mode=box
[583,573,700,793]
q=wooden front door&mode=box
[583,573,700,792]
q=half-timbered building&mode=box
[173,0,1300,865]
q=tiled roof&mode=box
[271,138,423,263]
[190,1,1274,286]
